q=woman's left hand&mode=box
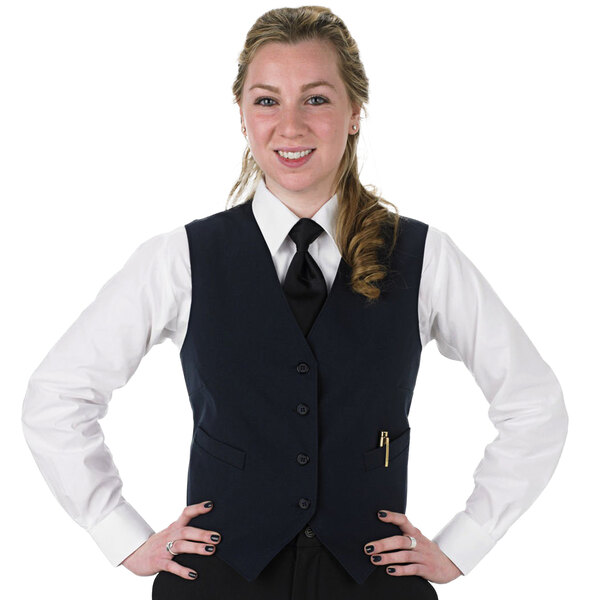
[363,510,463,584]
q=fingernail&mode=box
[372,555,382,562]
[210,534,220,542]
[206,545,215,552]
[365,545,374,554]
[204,501,213,508]
[387,567,395,573]
[378,510,387,517]
[189,571,197,579]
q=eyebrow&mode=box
[248,80,336,93]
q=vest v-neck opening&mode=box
[245,198,348,347]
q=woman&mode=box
[22,6,568,600]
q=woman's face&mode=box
[239,39,360,208]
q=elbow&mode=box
[21,379,39,440]
[555,381,569,442]
[559,402,569,445]
[21,375,47,441]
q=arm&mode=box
[21,225,191,567]
[419,226,569,576]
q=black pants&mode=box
[152,527,439,600]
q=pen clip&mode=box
[379,430,389,468]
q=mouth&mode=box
[274,147,316,168]
[274,148,316,160]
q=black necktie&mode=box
[283,218,328,337]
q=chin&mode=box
[271,175,322,194]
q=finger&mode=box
[174,501,214,528]
[377,510,419,537]
[363,534,413,555]
[368,548,423,568]
[180,525,222,545]
[160,558,199,581]
[167,539,217,556]
[385,563,423,577]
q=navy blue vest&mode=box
[179,198,429,584]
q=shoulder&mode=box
[385,212,430,241]
[390,219,468,284]
[184,201,251,237]
[421,224,472,269]
[383,213,430,258]
[118,225,190,282]
[132,223,188,259]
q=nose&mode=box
[277,105,307,138]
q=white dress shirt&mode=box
[22,175,568,577]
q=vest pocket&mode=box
[362,426,410,471]
[192,426,247,470]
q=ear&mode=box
[238,104,245,129]
[349,102,362,133]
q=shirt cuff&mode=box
[431,511,496,576]
[87,500,155,567]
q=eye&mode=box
[255,97,276,107]
[254,96,329,107]
[308,95,328,105]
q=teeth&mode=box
[277,149,313,159]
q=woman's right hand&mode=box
[121,501,221,580]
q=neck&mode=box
[263,176,335,219]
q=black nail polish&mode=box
[211,534,220,542]
[378,510,387,517]
[189,571,197,579]
[205,545,215,552]
[372,555,382,562]
[387,567,395,573]
[204,501,213,508]
[365,545,374,554]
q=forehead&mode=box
[245,39,342,88]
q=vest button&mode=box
[296,453,310,465]
[296,403,309,416]
[304,525,316,538]
[298,498,311,509]
[296,362,310,374]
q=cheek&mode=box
[246,115,275,144]
[321,128,349,161]
[245,127,267,152]
[314,115,349,146]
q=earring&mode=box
[352,124,358,131]
[242,126,247,135]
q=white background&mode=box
[2,1,597,598]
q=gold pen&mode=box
[379,430,389,467]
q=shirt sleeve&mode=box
[418,225,569,576]
[21,225,191,567]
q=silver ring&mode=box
[406,535,417,549]
[166,540,179,556]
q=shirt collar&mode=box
[251,175,339,257]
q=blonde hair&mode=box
[228,5,402,302]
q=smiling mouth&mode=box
[275,148,315,159]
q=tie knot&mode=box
[288,218,325,252]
